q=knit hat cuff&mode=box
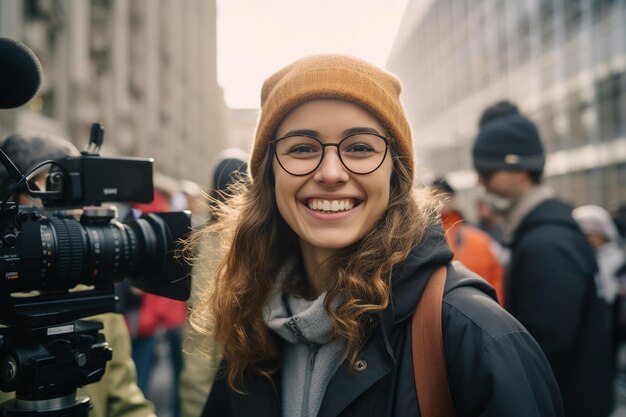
[473,154,545,172]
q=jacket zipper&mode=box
[303,342,319,417]
[285,318,320,417]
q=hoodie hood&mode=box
[510,198,599,283]
[388,223,497,325]
[513,198,583,245]
[390,224,450,324]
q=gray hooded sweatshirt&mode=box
[263,286,346,417]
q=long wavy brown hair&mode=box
[188,142,440,391]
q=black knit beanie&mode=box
[472,113,545,172]
[432,177,455,194]
[212,158,248,194]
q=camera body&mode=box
[0,122,191,325]
[0,149,191,311]
[41,154,154,207]
[0,123,192,413]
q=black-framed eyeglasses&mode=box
[268,132,394,176]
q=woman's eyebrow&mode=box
[281,129,319,137]
[341,127,382,136]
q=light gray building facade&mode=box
[388,0,626,211]
[0,0,227,185]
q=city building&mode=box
[388,0,626,215]
[224,108,257,156]
[0,0,227,185]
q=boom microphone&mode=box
[0,38,42,109]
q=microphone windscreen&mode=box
[0,38,42,109]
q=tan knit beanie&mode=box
[249,54,413,181]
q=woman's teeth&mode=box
[307,199,355,212]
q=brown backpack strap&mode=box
[411,265,456,417]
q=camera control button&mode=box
[2,356,17,383]
[18,211,30,223]
[74,352,87,367]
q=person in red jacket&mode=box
[432,177,505,304]
[127,190,186,417]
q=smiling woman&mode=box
[188,54,564,417]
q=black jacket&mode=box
[203,226,562,416]
[506,198,614,417]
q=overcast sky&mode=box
[216,0,410,109]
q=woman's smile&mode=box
[305,197,358,213]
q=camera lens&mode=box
[0,207,190,300]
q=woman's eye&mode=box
[288,144,319,154]
[345,143,374,153]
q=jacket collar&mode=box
[506,184,554,237]
[390,224,454,324]
[318,224,454,416]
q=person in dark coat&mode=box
[472,100,615,417]
[189,55,563,416]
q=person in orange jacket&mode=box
[432,177,505,304]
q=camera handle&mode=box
[0,319,112,417]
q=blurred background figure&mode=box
[431,177,505,304]
[179,148,248,417]
[208,148,249,208]
[573,204,626,402]
[475,190,510,268]
[475,189,507,245]
[0,132,156,417]
[612,204,626,250]
[472,100,614,417]
[171,179,207,228]
[123,183,186,417]
[573,205,624,310]
[573,205,626,344]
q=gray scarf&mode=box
[507,184,555,238]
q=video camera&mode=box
[0,123,191,417]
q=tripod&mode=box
[0,290,116,417]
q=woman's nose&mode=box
[313,148,349,184]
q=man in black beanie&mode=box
[472,100,614,417]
